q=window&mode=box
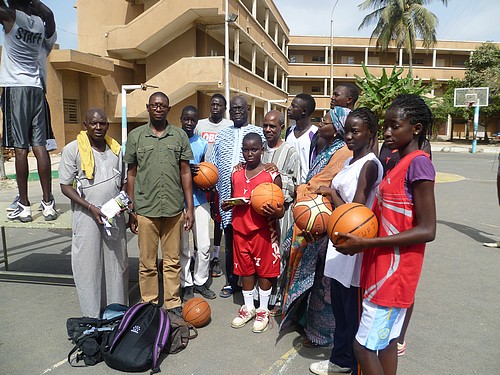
[290,54,303,63]
[289,85,303,95]
[311,86,322,93]
[312,55,325,63]
[451,59,466,67]
[63,99,80,124]
[402,58,425,65]
[341,56,355,64]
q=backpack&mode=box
[166,311,198,354]
[102,302,170,374]
[66,303,128,367]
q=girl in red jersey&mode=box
[221,132,284,333]
[335,94,437,375]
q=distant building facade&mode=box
[1,0,498,149]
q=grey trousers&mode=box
[71,212,129,318]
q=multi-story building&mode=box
[2,0,498,150]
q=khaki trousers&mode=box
[137,213,183,309]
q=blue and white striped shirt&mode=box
[209,124,265,228]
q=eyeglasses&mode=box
[230,106,247,113]
[148,103,169,111]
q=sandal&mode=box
[302,338,328,348]
[219,285,234,298]
[269,306,282,317]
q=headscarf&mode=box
[329,106,351,140]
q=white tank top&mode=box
[324,152,383,287]
[0,10,44,88]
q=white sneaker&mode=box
[309,360,351,375]
[41,199,58,221]
[252,308,270,333]
[7,202,32,222]
[231,305,255,328]
[483,241,500,248]
[6,195,20,212]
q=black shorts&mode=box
[1,86,47,149]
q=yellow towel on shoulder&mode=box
[77,130,121,179]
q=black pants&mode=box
[330,278,363,375]
[223,225,238,289]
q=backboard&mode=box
[454,87,489,107]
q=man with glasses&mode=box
[125,92,194,317]
[209,95,265,298]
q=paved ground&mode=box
[0,146,499,375]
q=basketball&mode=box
[193,162,219,190]
[292,194,333,234]
[182,297,211,328]
[327,202,378,245]
[250,182,285,216]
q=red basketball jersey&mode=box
[231,167,276,233]
[361,150,429,308]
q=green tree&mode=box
[355,62,431,135]
[358,0,448,73]
[463,43,500,118]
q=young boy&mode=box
[179,105,216,301]
[221,133,284,333]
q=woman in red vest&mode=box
[335,94,437,375]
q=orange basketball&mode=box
[182,297,211,328]
[293,194,333,234]
[327,202,378,245]
[193,162,219,190]
[250,182,285,216]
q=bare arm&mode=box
[0,5,15,33]
[30,0,55,37]
[60,184,105,224]
[336,179,436,255]
[180,160,194,230]
[126,163,138,234]
[352,160,379,205]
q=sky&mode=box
[1,0,499,49]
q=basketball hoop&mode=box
[454,88,487,108]
[465,93,477,108]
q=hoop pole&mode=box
[472,99,480,154]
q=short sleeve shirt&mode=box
[188,134,208,207]
[124,122,193,217]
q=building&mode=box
[2,0,498,150]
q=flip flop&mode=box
[219,285,233,298]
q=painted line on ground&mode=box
[41,358,66,374]
[436,172,466,183]
[262,342,303,375]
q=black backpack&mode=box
[66,303,128,367]
[102,302,170,374]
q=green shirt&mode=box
[124,122,193,217]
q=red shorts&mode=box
[233,223,280,278]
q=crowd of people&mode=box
[62,89,436,375]
[1,2,440,374]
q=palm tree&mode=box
[358,0,448,73]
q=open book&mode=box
[223,197,250,206]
